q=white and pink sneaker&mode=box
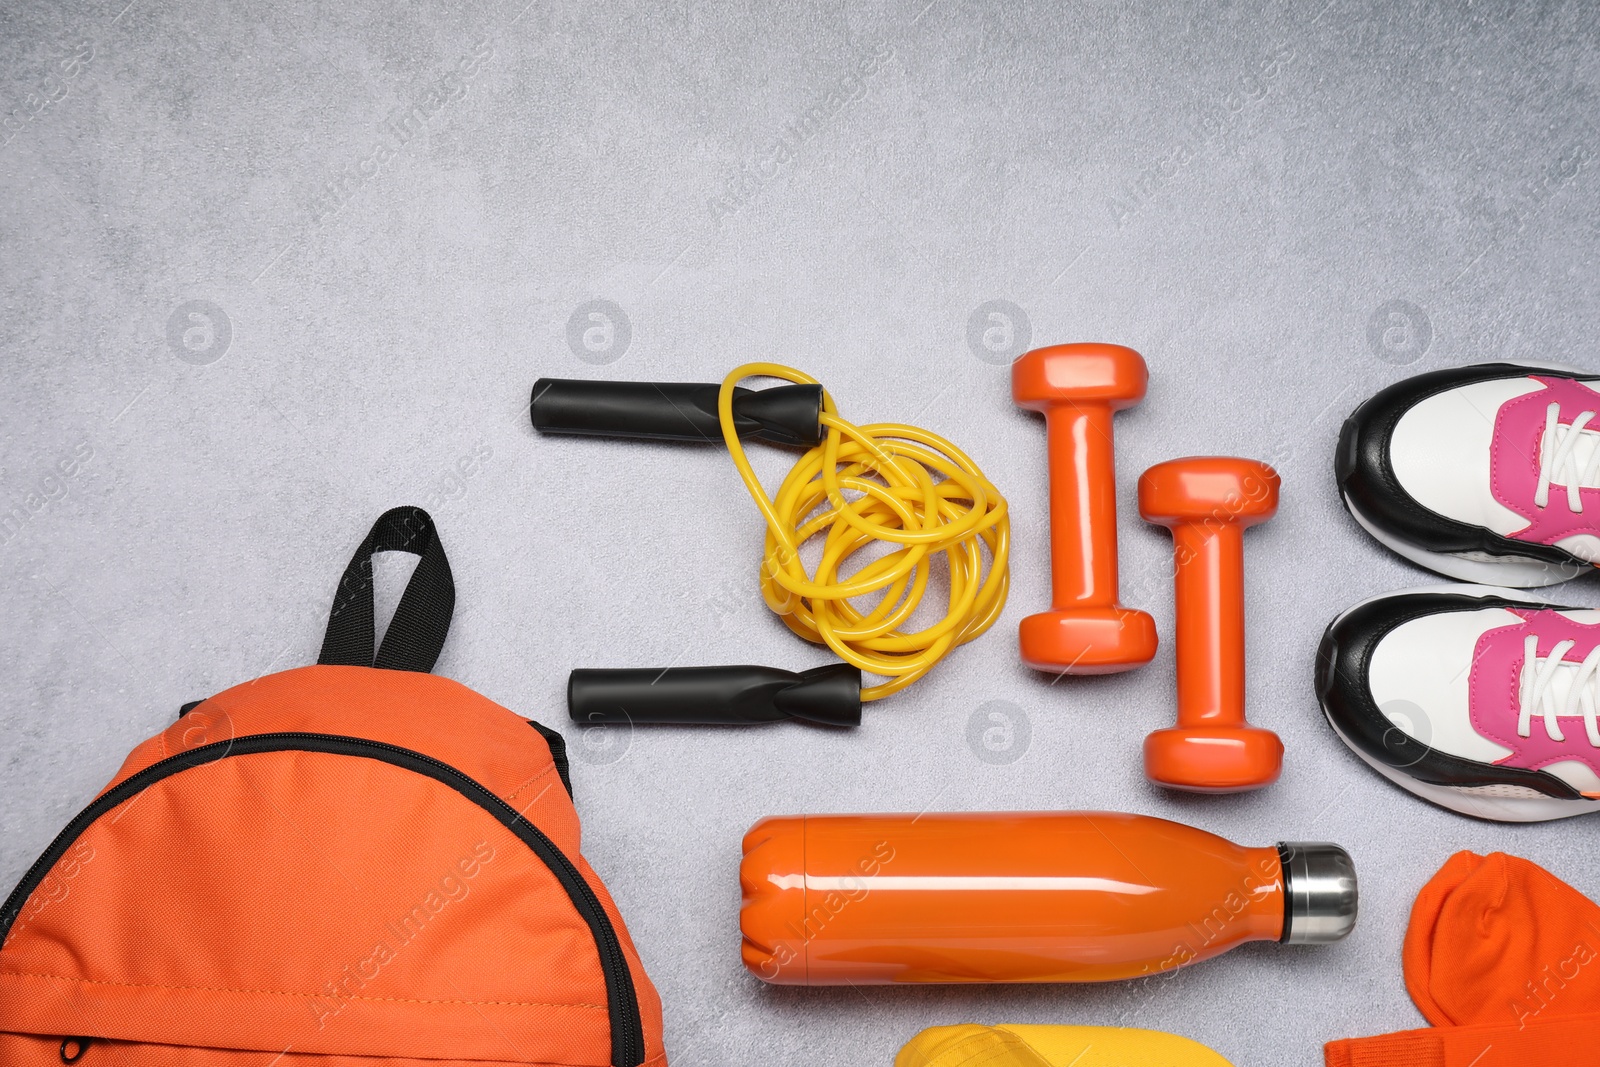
[1318,585,1600,822]
[1337,362,1600,586]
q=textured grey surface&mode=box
[2,0,1598,1063]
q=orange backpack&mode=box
[0,507,666,1066]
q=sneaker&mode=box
[1336,361,1600,587]
[1317,584,1600,822]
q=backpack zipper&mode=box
[0,733,645,1067]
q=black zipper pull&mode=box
[60,1037,92,1063]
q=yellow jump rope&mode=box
[716,363,1009,700]
[535,364,1010,722]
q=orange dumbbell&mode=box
[1012,343,1157,674]
[1138,457,1283,792]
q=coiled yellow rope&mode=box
[717,363,1010,701]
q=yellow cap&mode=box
[895,1024,1234,1067]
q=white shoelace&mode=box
[1519,635,1600,746]
[1535,402,1600,512]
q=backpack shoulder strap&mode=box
[318,506,455,673]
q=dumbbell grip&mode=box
[531,378,824,446]
[1045,404,1121,609]
[1172,523,1247,729]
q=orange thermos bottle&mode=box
[740,810,1356,985]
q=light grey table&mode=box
[3,1,1597,1063]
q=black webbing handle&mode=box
[318,506,455,673]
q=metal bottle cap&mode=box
[1278,841,1358,944]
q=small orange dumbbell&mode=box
[1138,457,1283,792]
[1013,343,1158,674]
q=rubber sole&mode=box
[1319,584,1599,822]
[1343,491,1588,587]
[1322,707,1597,822]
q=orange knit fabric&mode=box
[1325,852,1600,1066]
[1405,851,1600,1029]
[1325,1013,1600,1067]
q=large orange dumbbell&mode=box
[1012,343,1157,674]
[1138,457,1283,792]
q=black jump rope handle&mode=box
[531,378,824,447]
[569,664,862,728]
[535,377,858,727]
